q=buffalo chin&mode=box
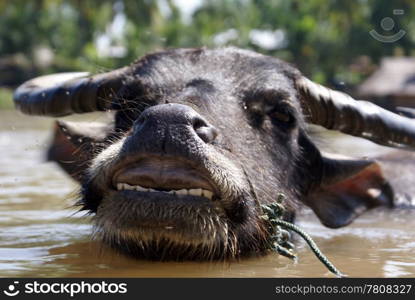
[93,190,267,260]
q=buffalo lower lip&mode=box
[102,189,226,216]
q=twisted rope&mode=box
[261,194,345,277]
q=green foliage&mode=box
[1,0,414,87]
[0,88,13,110]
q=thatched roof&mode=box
[358,57,415,98]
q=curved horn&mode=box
[297,76,415,150]
[13,67,129,117]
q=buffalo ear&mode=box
[304,153,394,228]
[47,120,111,181]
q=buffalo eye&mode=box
[268,109,291,123]
[243,89,297,130]
[263,101,297,130]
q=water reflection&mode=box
[0,111,414,277]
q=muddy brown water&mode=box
[1,110,414,278]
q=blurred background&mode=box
[1,0,415,109]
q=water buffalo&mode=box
[13,47,415,261]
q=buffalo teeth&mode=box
[201,190,213,200]
[188,188,202,197]
[116,184,213,200]
[203,190,213,199]
[176,189,188,195]
[135,186,148,192]
[124,184,135,190]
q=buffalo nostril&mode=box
[192,118,207,130]
[193,118,218,143]
[196,126,218,143]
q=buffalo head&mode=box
[14,48,415,260]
